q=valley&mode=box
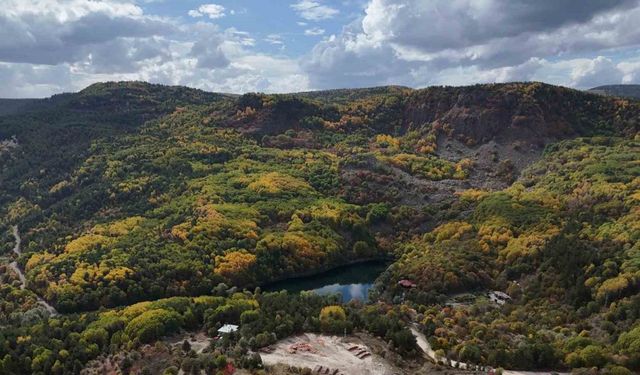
[0,81,639,375]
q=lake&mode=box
[263,261,389,302]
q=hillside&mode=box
[0,81,639,374]
[589,84,640,100]
[0,98,40,116]
[383,136,639,369]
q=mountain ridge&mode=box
[588,84,640,99]
[0,80,639,373]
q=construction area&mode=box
[260,333,403,375]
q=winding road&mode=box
[8,225,58,316]
[410,325,568,375]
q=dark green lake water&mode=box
[263,261,389,302]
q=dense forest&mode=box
[0,81,639,374]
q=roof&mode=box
[491,291,511,299]
[218,324,239,334]
[398,279,417,288]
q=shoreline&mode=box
[259,256,394,291]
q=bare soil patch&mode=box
[260,333,404,375]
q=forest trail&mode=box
[410,325,473,370]
[410,325,569,375]
[9,225,58,316]
[11,225,21,256]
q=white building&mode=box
[218,324,239,334]
[488,291,511,305]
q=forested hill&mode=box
[0,99,39,116]
[589,84,640,99]
[1,81,639,373]
[0,82,229,206]
[1,81,638,308]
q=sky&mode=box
[1,0,640,98]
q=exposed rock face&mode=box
[221,83,639,215]
[404,83,637,145]
[234,82,639,153]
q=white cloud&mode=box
[0,0,172,66]
[567,57,624,88]
[0,0,308,97]
[265,34,285,46]
[303,22,415,89]
[305,27,325,36]
[0,62,73,98]
[1,0,640,98]
[291,0,339,21]
[618,57,640,83]
[188,4,226,19]
[353,0,640,68]
[416,56,640,90]
[303,0,640,89]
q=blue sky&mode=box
[0,0,639,97]
[143,0,362,57]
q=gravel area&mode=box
[260,333,403,375]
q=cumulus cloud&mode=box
[619,58,640,83]
[190,41,229,69]
[303,23,417,89]
[291,0,339,21]
[188,4,226,19]
[569,56,625,88]
[303,0,640,89]
[0,0,313,97]
[1,0,640,98]
[0,0,172,66]
[419,56,640,90]
[359,0,637,54]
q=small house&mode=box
[218,324,239,335]
[398,279,417,288]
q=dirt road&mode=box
[8,225,58,316]
[410,324,568,375]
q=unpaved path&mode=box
[411,326,471,370]
[11,225,21,256]
[260,333,402,375]
[8,225,58,316]
[410,325,568,375]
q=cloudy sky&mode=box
[2,0,640,97]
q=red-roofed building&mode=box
[224,363,235,375]
[398,279,417,288]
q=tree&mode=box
[319,305,350,334]
[459,344,482,363]
[580,345,608,368]
[182,340,191,353]
[390,328,417,354]
[320,306,347,321]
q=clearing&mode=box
[260,333,403,375]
